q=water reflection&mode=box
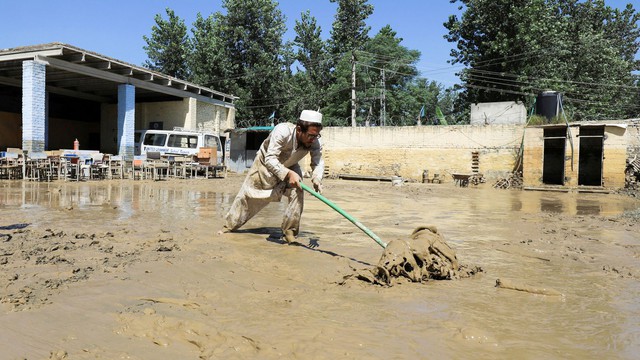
[576,199,602,216]
[0,182,233,221]
[540,197,564,213]
[1,182,638,221]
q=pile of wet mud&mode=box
[343,226,482,286]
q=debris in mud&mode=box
[495,278,564,296]
[342,226,482,286]
[493,171,523,189]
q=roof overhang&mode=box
[0,43,238,107]
[225,126,275,134]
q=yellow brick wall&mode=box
[303,125,525,183]
[523,124,632,189]
[522,127,543,185]
[602,125,628,188]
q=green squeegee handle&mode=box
[300,182,387,249]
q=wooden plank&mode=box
[337,174,394,182]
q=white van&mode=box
[134,128,224,165]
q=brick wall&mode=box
[311,125,524,182]
[523,123,636,189]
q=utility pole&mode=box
[351,51,357,127]
[380,68,386,126]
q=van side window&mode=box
[204,135,221,150]
[144,133,167,146]
[168,134,198,149]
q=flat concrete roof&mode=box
[0,43,237,107]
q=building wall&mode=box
[522,127,544,186]
[0,111,22,149]
[228,132,248,173]
[523,124,632,189]
[601,126,628,188]
[101,98,233,154]
[136,100,188,130]
[1,110,99,151]
[48,117,99,151]
[304,125,524,182]
[470,101,527,125]
[196,101,230,134]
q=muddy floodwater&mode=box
[0,176,639,359]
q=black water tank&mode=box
[536,91,561,122]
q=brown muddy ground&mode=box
[0,176,639,359]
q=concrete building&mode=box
[470,101,527,125]
[0,43,237,160]
[225,126,273,174]
[523,121,639,190]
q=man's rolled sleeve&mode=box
[264,124,292,181]
[309,140,324,183]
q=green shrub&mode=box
[527,114,548,125]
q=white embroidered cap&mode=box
[299,110,322,124]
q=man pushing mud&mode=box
[218,110,324,243]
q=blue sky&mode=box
[1,0,637,87]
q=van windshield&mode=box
[168,134,198,149]
[143,133,167,146]
[204,135,221,150]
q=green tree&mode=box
[551,0,640,120]
[325,23,458,127]
[290,11,332,113]
[324,0,374,125]
[189,13,225,89]
[328,0,374,57]
[444,0,640,121]
[359,25,420,126]
[210,0,288,124]
[143,8,190,79]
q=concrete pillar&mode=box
[117,84,135,161]
[186,97,197,130]
[44,93,49,149]
[22,60,46,153]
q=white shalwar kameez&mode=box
[223,122,324,237]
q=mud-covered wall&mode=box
[523,123,631,189]
[314,125,524,182]
[601,126,627,188]
[522,127,543,186]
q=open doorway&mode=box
[578,126,604,186]
[542,127,567,185]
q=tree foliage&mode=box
[142,0,458,126]
[209,0,288,123]
[444,0,640,120]
[288,11,332,116]
[328,0,374,57]
[188,13,224,89]
[143,8,190,79]
[323,0,376,125]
